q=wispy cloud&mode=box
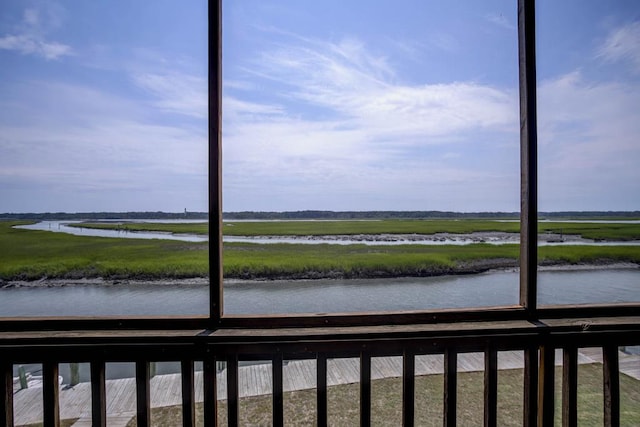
[0,6,72,60]
[132,72,207,119]
[222,32,519,210]
[596,21,640,72]
[485,13,516,31]
[537,70,640,210]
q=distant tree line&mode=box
[0,211,208,220]
[2,210,638,221]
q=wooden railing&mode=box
[2,313,638,426]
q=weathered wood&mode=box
[523,347,538,427]
[538,345,554,427]
[1,361,13,427]
[443,349,457,427]
[317,354,327,427]
[402,350,415,427]
[273,355,284,427]
[227,355,239,427]
[135,361,150,427]
[209,0,223,323]
[42,361,60,427]
[484,347,497,427]
[360,352,371,427]
[91,361,106,427]
[517,0,538,314]
[603,345,620,427]
[562,347,578,427]
[181,360,195,427]
[203,356,217,427]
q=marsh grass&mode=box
[126,364,639,426]
[73,219,640,240]
[2,221,639,281]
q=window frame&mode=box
[1,0,638,334]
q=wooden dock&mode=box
[12,349,638,426]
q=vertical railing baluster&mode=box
[317,354,328,427]
[523,346,538,427]
[273,354,284,427]
[136,361,151,427]
[562,347,578,427]
[603,346,620,427]
[227,355,239,427]
[182,360,196,427]
[1,362,13,427]
[444,349,457,427]
[43,361,60,427]
[360,352,371,427]
[484,347,498,427]
[203,355,218,427]
[402,350,415,427]
[90,361,106,427]
[538,345,555,426]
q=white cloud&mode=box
[596,21,640,72]
[222,33,520,210]
[537,71,640,210]
[0,5,72,60]
[132,72,207,119]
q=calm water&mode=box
[1,269,638,317]
[6,268,638,382]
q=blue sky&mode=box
[0,1,638,213]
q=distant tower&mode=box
[184,208,187,217]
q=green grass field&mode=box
[1,220,639,281]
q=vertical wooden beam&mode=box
[135,361,151,427]
[1,362,13,427]
[360,353,371,427]
[562,347,578,427]
[227,355,239,427]
[523,346,538,427]
[208,0,223,324]
[484,347,498,427]
[182,360,196,427]
[42,361,60,427]
[517,0,538,314]
[317,354,328,427]
[443,349,457,427]
[402,350,415,427]
[203,355,218,427]
[603,346,620,427]
[273,354,284,427]
[90,361,106,427]
[537,345,554,427]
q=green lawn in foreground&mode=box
[70,219,640,241]
[2,221,640,280]
[125,364,639,427]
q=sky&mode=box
[0,0,639,213]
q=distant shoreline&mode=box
[2,261,637,288]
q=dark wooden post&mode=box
[209,0,223,324]
[517,0,538,314]
[402,350,415,427]
[1,362,13,427]
[90,361,106,427]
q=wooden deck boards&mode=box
[11,349,638,426]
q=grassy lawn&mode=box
[126,364,639,426]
